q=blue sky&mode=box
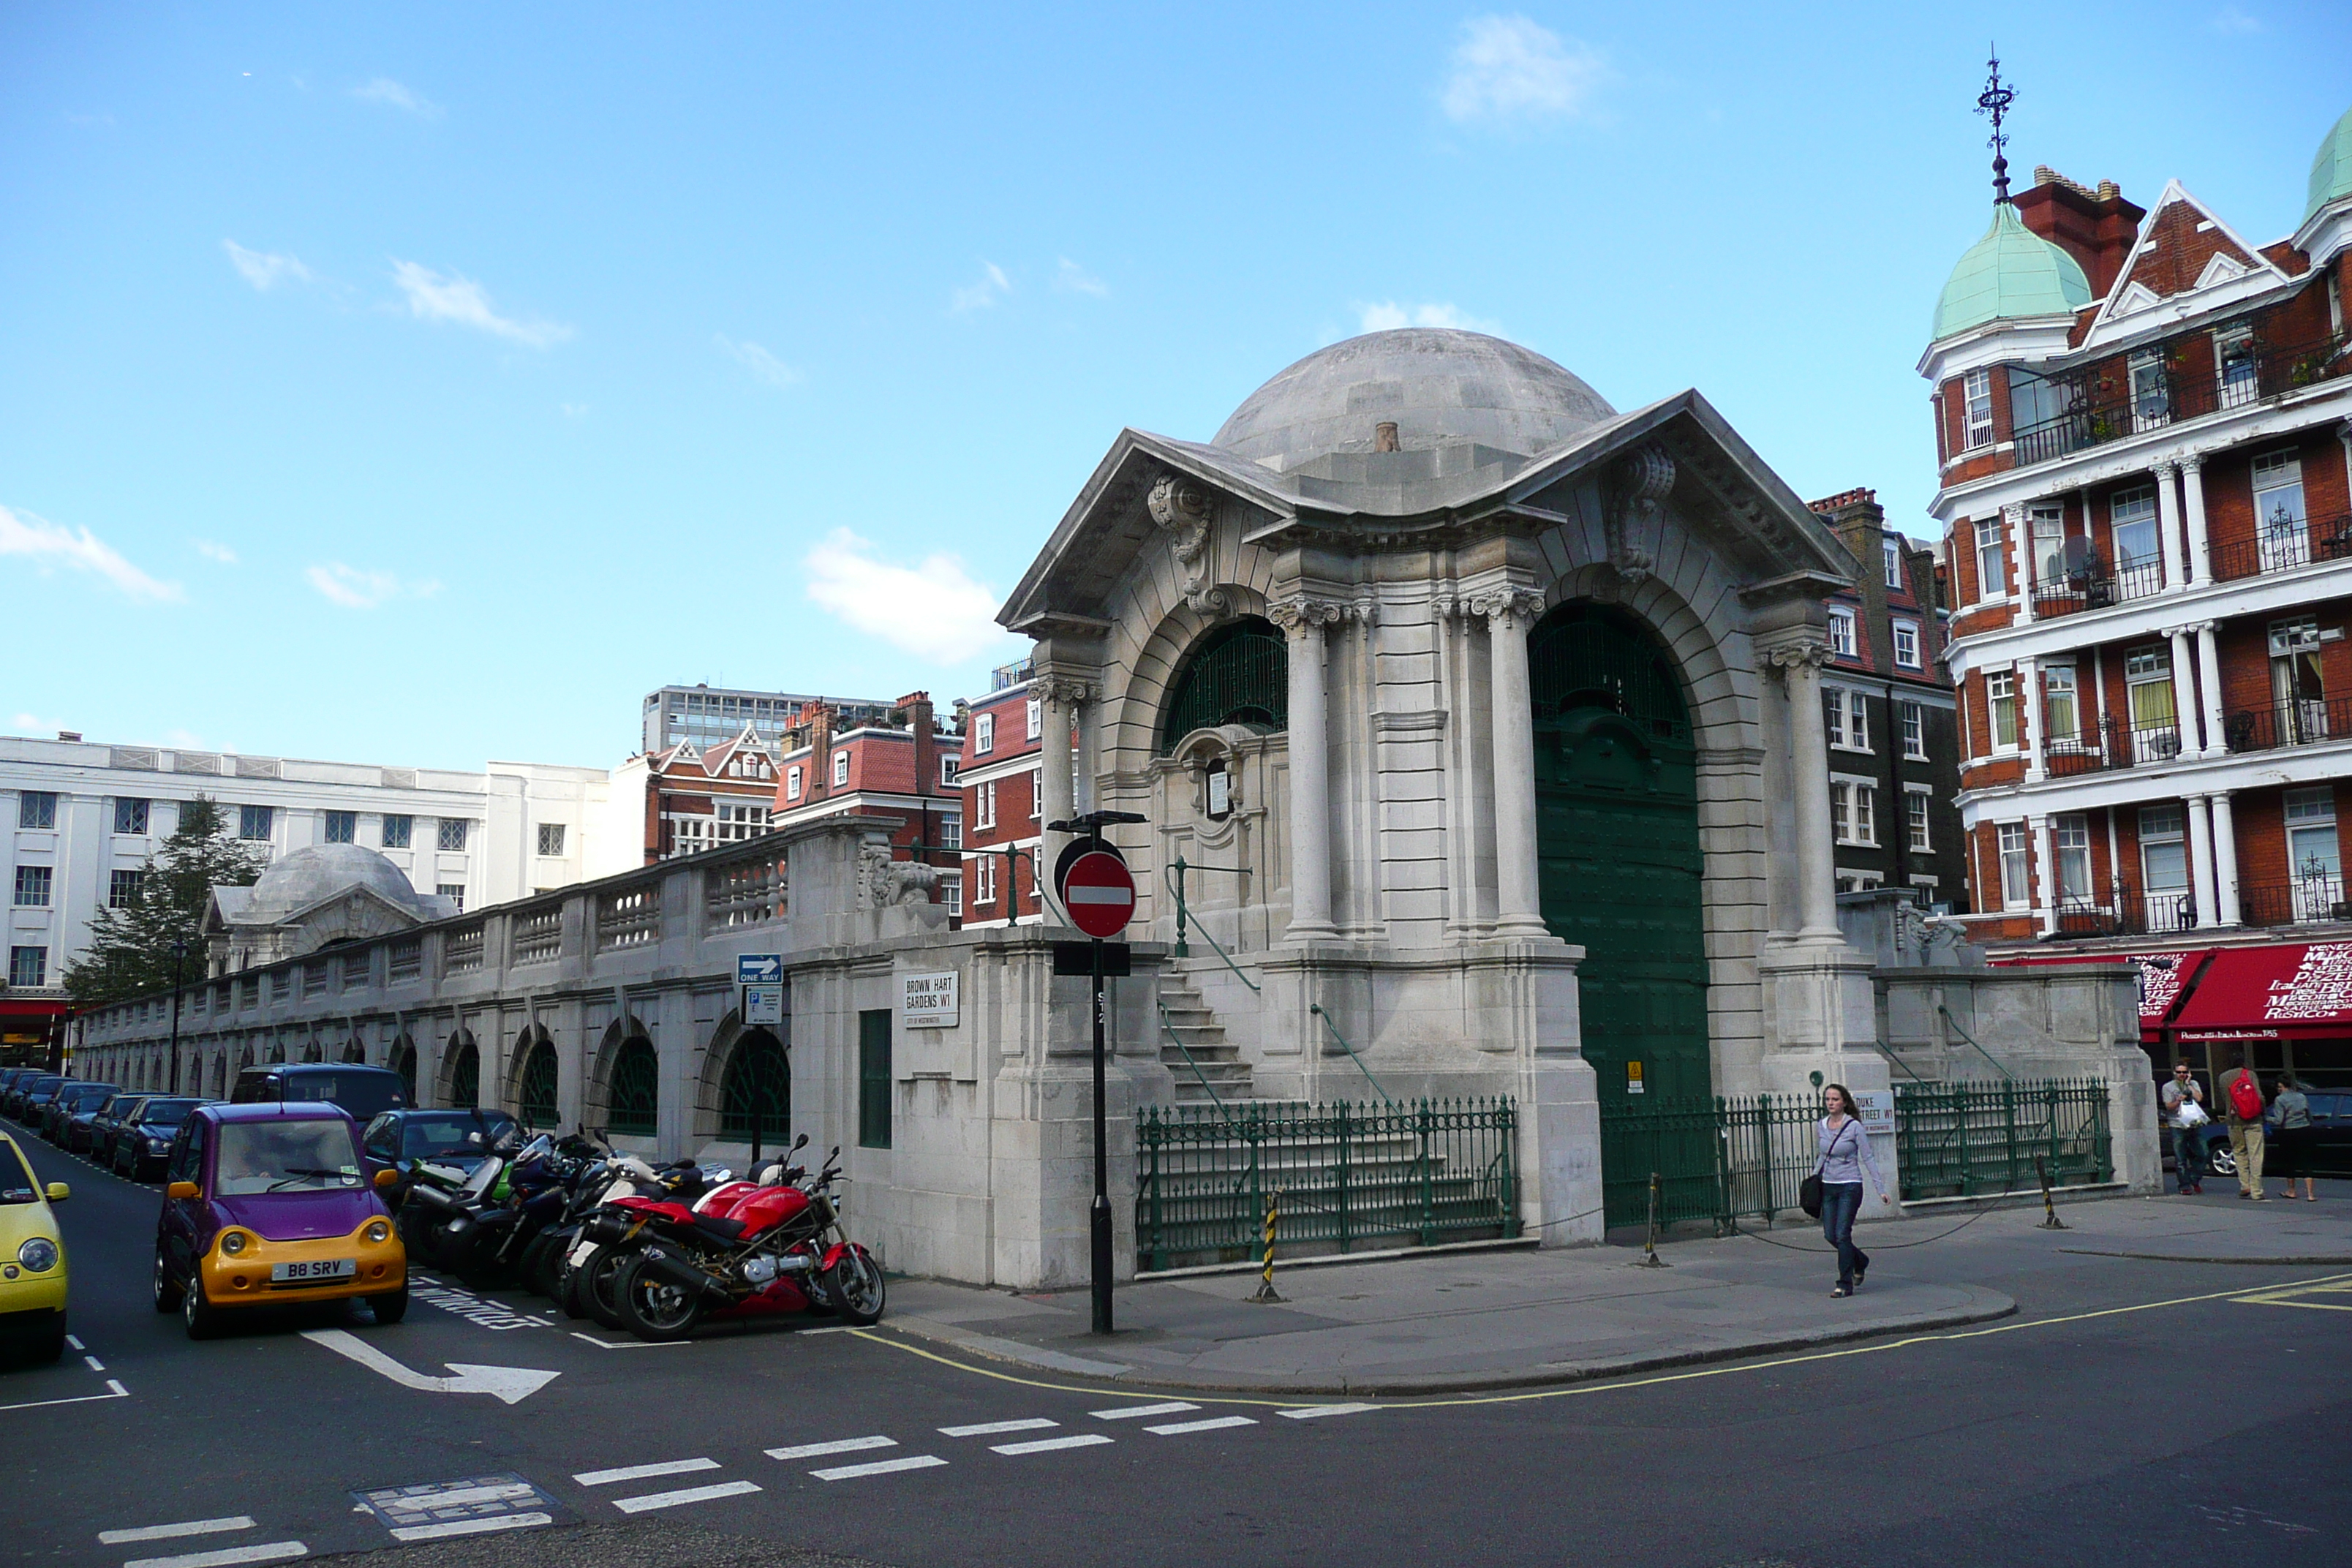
[4,3,2347,772]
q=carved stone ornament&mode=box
[1031,674,1096,709]
[1760,638,1833,676]
[1266,596,1346,638]
[1147,472,1229,617]
[1605,444,1671,584]
[859,839,943,908]
[1466,586,1546,629]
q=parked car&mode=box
[152,1103,407,1338]
[0,1129,69,1363]
[67,1093,137,1158]
[0,1069,36,1109]
[230,1063,408,1124]
[359,1109,520,1208]
[82,1095,146,1161]
[5,1075,62,1123]
[40,1083,118,1146]
[110,1097,206,1181]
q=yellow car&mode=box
[0,1129,68,1364]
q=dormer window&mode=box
[832,751,851,787]
[1827,607,1857,658]
[2216,324,2257,410]
[1963,368,1994,451]
[974,712,995,755]
[786,766,802,802]
[1882,538,1903,591]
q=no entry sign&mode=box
[1060,850,1137,940]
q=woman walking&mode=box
[2269,1076,2318,1202]
[1816,1083,1888,1298]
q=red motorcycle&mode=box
[607,1137,885,1340]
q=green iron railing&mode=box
[1893,1077,2113,1201]
[1135,1098,1518,1272]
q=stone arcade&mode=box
[79,329,2157,1288]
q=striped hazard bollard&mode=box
[1248,1191,1285,1304]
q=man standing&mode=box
[2218,1049,2268,1202]
[2160,1061,2206,1196]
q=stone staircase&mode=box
[1157,976,1256,1104]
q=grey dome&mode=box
[242,843,435,921]
[1213,329,1617,472]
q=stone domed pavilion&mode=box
[206,843,456,974]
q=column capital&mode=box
[2152,457,2179,479]
[1999,500,2029,524]
[1760,636,1833,676]
[1469,586,1545,629]
[1030,673,1096,706]
[1267,595,1346,638]
[2179,451,2204,474]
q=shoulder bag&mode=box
[1801,1120,1844,1219]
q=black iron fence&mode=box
[2012,329,2352,470]
[1891,1079,2114,1201]
[2044,715,2188,777]
[2238,873,2352,929]
[2222,696,2352,754]
[2210,512,2352,582]
[2027,551,2168,617]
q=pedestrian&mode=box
[2218,1049,2268,1202]
[1814,1082,1887,1299]
[2160,1060,2208,1195]
[2269,1074,2318,1203]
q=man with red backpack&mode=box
[2218,1049,2269,1202]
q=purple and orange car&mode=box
[151,1102,408,1338]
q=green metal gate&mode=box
[1893,1079,2114,1199]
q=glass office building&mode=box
[642,685,894,754]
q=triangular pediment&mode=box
[2085,181,2289,342]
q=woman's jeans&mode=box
[1820,1181,1868,1287]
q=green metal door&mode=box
[1529,606,1713,1223]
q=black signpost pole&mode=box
[1090,929,1112,1334]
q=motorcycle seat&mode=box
[693,1213,749,1242]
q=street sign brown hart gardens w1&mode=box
[1060,851,1137,939]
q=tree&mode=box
[62,796,264,1004]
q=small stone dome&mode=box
[1212,328,1616,472]
[241,843,438,923]
[1932,201,2094,341]
[2308,102,2352,225]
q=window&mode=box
[2140,804,2188,919]
[1963,367,1994,450]
[12,866,52,908]
[2029,505,2065,587]
[2217,323,2257,409]
[941,757,960,788]
[2054,814,2092,903]
[114,798,149,834]
[1835,690,1870,751]
[1974,519,2008,597]
[436,818,468,851]
[832,751,850,787]
[1827,608,1857,657]
[109,868,143,909]
[2254,451,2308,570]
[2043,664,2079,747]
[1893,619,1921,669]
[537,823,567,856]
[858,1009,892,1150]
[323,810,357,845]
[1031,768,1043,821]
[973,712,995,755]
[1997,823,2031,908]
[1905,789,1933,854]
[238,804,273,841]
[1025,699,1041,741]
[381,814,412,848]
[1900,701,1927,760]
[2125,644,2179,758]
[2128,347,2170,430]
[1986,671,2018,750]
[8,946,45,988]
[18,791,56,829]
[975,780,997,832]
[1836,871,1883,894]
[713,804,767,843]
[1883,538,1904,590]
[972,852,998,906]
[2271,616,2327,743]
[2286,789,2343,917]
[437,883,466,912]
[1833,781,1876,845]
[2109,486,2159,570]
[785,766,803,802]
[937,816,961,849]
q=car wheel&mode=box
[366,1285,409,1325]
[615,1253,704,1341]
[29,1314,66,1365]
[152,1251,183,1313]
[2207,1145,2239,1177]
[181,1275,222,1340]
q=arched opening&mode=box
[606,1037,659,1138]
[391,1039,418,1103]
[1529,603,1711,1223]
[268,1043,286,1064]
[302,1041,323,1064]
[1159,616,1286,753]
[718,1028,789,1145]
[516,1036,559,1129]
[341,1039,365,1065]
[444,1038,480,1109]
[213,1055,229,1097]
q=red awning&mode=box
[2168,941,2352,1041]
[1991,950,2212,1039]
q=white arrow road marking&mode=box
[609,1480,761,1514]
[298,1330,560,1404]
[99,1518,257,1545]
[810,1455,947,1481]
[938,1418,1056,1436]
[1145,1415,1257,1436]
[1278,1403,1381,1420]
[573,1459,719,1487]
[766,1436,894,1460]
[992,1434,1114,1456]
[1092,1401,1198,1420]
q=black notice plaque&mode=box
[1052,941,1129,976]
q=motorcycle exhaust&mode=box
[639,1246,734,1300]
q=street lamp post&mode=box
[167,938,186,1096]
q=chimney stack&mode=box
[1373,421,1400,453]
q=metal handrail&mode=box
[1164,860,1262,993]
[1936,1005,2017,1082]
[1869,1039,1934,1083]
[1157,1001,1239,1126]
[1308,1003,1396,1105]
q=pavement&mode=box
[881,1184,2352,1394]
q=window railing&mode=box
[2042,715,2187,777]
[2237,873,2352,928]
[2220,695,2352,755]
[2052,875,2196,938]
[2025,551,2167,617]
[2209,513,2352,583]
[2011,328,2352,470]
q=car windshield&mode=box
[214,1120,364,1196]
[23,1078,61,1098]
[281,1072,405,1123]
[139,1098,203,1128]
[402,1113,513,1159]
[62,1085,116,1110]
[0,1141,34,1205]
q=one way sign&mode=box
[736,954,783,985]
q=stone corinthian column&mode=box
[1481,587,1551,938]
[1769,638,1842,941]
[1033,673,1090,903]
[1270,597,1342,942]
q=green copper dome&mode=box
[1931,202,2094,342]
[2307,103,2352,225]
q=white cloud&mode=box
[13,713,68,736]
[561,402,589,418]
[1441,15,1607,124]
[353,78,442,118]
[224,239,312,291]
[1054,257,1109,298]
[802,528,1017,664]
[194,539,238,565]
[0,504,184,603]
[391,260,573,348]
[951,261,1013,313]
[715,334,802,388]
[1357,301,1501,334]
[305,563,442,609]
[2211,6,2263,31]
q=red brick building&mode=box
[622,725,782,864]
[954,659,1048,928]
[1926,102,2352,1085]
[770,693,963,913]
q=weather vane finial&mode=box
[1975,46,2016,204]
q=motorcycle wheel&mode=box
[615,1253,704,1341]
[584,1246,635,1331]
[814,1248,887,1326]
[396,1207,445,1271]
[520,1233,567,1301]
